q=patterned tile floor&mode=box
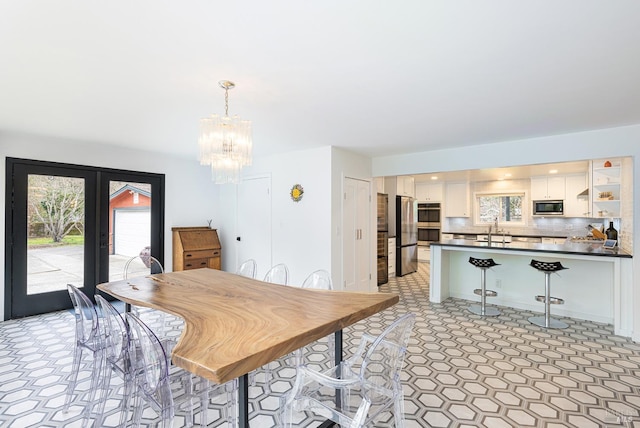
[2,263,640,427]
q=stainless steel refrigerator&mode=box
[396,195,417,276]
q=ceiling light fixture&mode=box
[198,80,252,184]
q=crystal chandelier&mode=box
[198,80,252,184]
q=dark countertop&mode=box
[442,231,569,239]
[432,239,632,258]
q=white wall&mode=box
[217,146,333,287]
[372,123,640,341]
[215,146,375,291]
[1,131,217,320]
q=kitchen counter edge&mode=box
[432,239,632,258]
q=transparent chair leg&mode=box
[84,352,109,427]
[63,344,84,411]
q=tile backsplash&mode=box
[443,216,617,239]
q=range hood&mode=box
[578,188,589,196]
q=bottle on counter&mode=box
[605,222,618,240]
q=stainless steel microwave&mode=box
[533,200,564,216]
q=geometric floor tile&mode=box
[2,262,640,427]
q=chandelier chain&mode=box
[224,87,229,117]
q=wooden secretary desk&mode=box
[172,226,222,271]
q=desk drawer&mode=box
[184,249,220,259]
[183,258,211,270]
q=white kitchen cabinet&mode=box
[388,237,396,277]
[445,182,470,217]
[417,246,430,262]
[530,176,566,200]
[396,176,415,197]
[592,159,621,218]
[415,182,443,202]
[564,173,590,217]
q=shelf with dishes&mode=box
[591,160,622,218]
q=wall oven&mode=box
[417,202,441,246]
[417,202,440,223]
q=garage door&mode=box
[114,209,151,257]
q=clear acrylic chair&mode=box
[254,263,290,389]
[263,263,289,285]
[279,313,416,428]
[296,270,334,366]
[92,295,138,427]
[126,312,236,427]
[301,269,332,290]
[237,259,257,279]
[63,285,105,422]
[124,255,175,339]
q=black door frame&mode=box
[4,157,165,320]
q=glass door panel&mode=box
[107,180,153,282]
[27,174,86,294]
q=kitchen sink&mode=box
[476,234,512,243]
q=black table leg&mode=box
[239,373,249,428]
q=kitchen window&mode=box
[475,192,525,225]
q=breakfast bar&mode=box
[430,239,633,337]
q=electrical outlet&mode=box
[495,279,502,288]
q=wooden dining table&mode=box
[97,268,399,427]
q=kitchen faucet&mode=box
[487,224,492,245]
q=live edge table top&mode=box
[97,268,398,385]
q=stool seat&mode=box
[469,257,500,269]
[467,257,500,317]
[530,259,567,273]
[529,259,568,329]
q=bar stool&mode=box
[468,257,501,316]
[528,259,568,329]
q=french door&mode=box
[4,158,164,319]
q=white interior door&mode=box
[237,176,272,280]
[343,177,371,292]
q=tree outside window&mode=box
[477,193,523,224]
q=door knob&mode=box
[236,237,241,241]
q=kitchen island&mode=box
[430,239,633,337]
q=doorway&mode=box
[4,158,164,319]
[342,177,372,292]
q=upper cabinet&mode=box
[445,182,470,217]
[415,182,443,202]
[592,159,621,218]
[564,173,590,217]
[396,176,415,198]
[530,176,566,200]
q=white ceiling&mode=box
[2,1,640,161]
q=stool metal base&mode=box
[468,304,501,317]
[528,315,568,329]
